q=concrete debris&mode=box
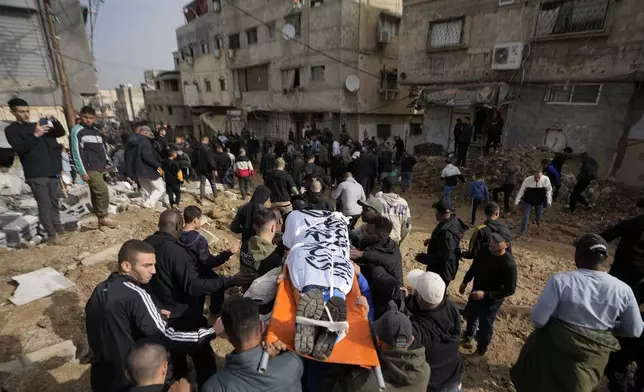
[0,168,25,196]
[223,190,239,200]
[107,204,119,215]
[75,251,91,261]
[36,317,51,329]
[200,228,220,245]
[3,215,39,247]
[60,213,79,232]
[81,244,121,266]
[0,339,77,377]
[9,267,75,306]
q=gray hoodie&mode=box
[332,176,366,216]
[202,346,303,392]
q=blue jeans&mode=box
[401,172,412,192]
[464,298,503,352]
[520,202,544,235]
[442,185,456,204]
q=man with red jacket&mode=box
[234,148,254,199]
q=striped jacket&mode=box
[70,124,108,176]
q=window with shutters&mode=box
[237,65,269,92]
[545,83,602,105]
[281,68,301,91]
[427,18,464,49]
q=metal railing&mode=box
[535,0,609,37]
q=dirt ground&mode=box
[0,184,620,391]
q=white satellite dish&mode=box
[345,74,360,92]
[282,24,296,40]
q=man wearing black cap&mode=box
[459,226,516,355]
[416,199,468,287]
[511,233,644,392]
[5,98,67,244]
[334,307,430,392]
[600,198,644,304]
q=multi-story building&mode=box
[0,0,98,129]
[114,85,147,123]
[399,0,644,182]
[143,70,193,137]
[174,0,417,143]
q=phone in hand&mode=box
[39,118,53,129]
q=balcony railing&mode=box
[535,0,609,38]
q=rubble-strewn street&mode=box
[0,169,629,391]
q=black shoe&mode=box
[312,296,347,360]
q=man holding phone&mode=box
[5,98,67,244]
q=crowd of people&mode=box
[4,98,644,392]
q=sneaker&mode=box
[294,289,325,356]
[98,216,118,229]
[461,338,475,350]
[312,296,347,360]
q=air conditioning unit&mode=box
[491,42,524,70]
[228,49,235,59]
[186,57,194,65]
[213,49,221,58]
[378,30,391,44]
[234,90,242,99]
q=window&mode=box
[377,124,392,139]
[212,0,221,12]
[167,106,173,115]
[169,80,179,92]
[535,0,608,38]
[267,22,276,39]
[545,84,602,105]
[281,68,301,91]
[428,18,464,48]
[285,13,301,37]
[175,57,180,67]
[155,81,161,90]
[311,66,325,81]
[411,123,422,136]
[214,35,224,50]
[201,40,209,55]
[229,34,240,49]
[159,106,164,112]
[237,65,270,92]
[193,80,200,92]
[380,69,398,91]
[219,78,228,91]
[246,27,258,45]
[188,44,195,58]
[205,79,212,92]
[311,0,323,7]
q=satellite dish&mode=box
[282,24,296,40]
[345,74,360,92]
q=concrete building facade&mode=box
[0,0,98,129]
[175,0,416,143]
[143,70,193,136]
[114,85,147,123]
[399,0,644,179]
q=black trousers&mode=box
[457,143,470,166]
[238,176,251,199]
[169,314,217,387]
[493,184,515,212]
[605,335,644,392]
[470,198,483,225]
[569,179,591,212]
[198,172,218,198]
[553,184,561,201]
[26,177,62,236]
[358,176,375,196]
[166,183,181,207]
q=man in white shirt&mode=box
[514,168,552,236]
[332,172,366,228]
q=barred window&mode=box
[546,84,602,105]
[428,18,464,48]
[535,0,609,37]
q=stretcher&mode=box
[260,265,385,390]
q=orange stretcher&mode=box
[264,266,381,368]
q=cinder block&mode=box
[60,214,79,232]
[0,211,23,227]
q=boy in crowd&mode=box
[234,148,254,200]
[162,149,184,210]
[350,215,403,285]
[460,226,516,355]
[515,168,552,236]
[465,174,489,226]
[179,206,240,314]
[239,207,285,281]
[440,159,465,205]
[542,159,561,201]
[376,175,412,246]
[463,202,510,261]
[231,185,271,244]
[71,106,117,229]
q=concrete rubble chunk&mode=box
[0,170,25,196]
[81,244,121,266]
[223,190,239,200]
[21,340,76,366]
[60,213,79,232]
[3,215,39,247]
[0,211,23,227]
[9,267,75,306]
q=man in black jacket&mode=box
[601,198,644,304]
[456,117,473,167]
[265,158,299,215]
[192,136,218,203]
[260,146,277,181]
[569,153,599,214]
[230,185,272,244]
[406,269,463,392]
[124,126,165,208]
[85,239,218,392]
[354,148,379,196]
[5,98,66,243]
[378,146,394,181]
[213,144,232,188]
[302,152,331,191]
[416,200,468,287]
[350,215,403,285]
[143,210,254,388]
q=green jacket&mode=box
[334,347,430,392]
[511,318,620,392]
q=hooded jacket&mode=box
[304,192,334,212]
[70,123,108,176]
[356,235,403,284]
[353,152,379,182]
[577,157,599,183]
[376,192,412,244]
[124,133,160,181]
[406,296,463,392]
[240,235,284,278]
[260,152,276,177]
[465,179,489,201]
[331,177,365,216]
[143,231,234,320]
[334,346,430,392]
[234,155,254,178]
[192,143,216,175]
[441,164,465,187]
[213,150,232,175]
[417,216,468,283]
[178,230,233,277]
[230,185,271,243]
[463,219,511,261]
[5,120,65,179]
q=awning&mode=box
[419,82,516,107]
[200,113,227,134]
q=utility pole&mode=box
[43,0,76,129]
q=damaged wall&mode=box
[504,82,634,173]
